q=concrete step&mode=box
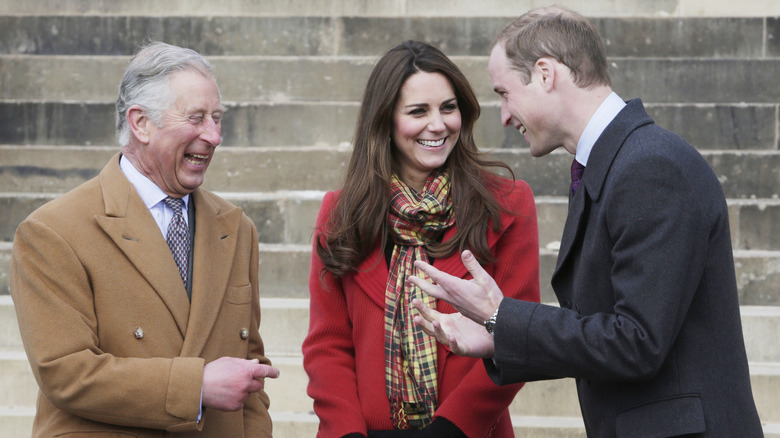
[1,239,778,305]
[3,296,780,434]
[4,295,780,365]
[2,0,779,17]
[1,188,779,261]
[1,100,777,151]
[2,351,779,431]
[3,190,780,253]
[2,145,779,198]
[4,56,780,109]
[1,409,776,438]
[0,409,584,438]
[0,15,774,57]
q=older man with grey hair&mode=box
[11,41,279,438]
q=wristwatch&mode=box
[483,307,499,336]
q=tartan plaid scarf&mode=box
[384,171,454,429]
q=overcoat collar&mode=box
[94,153,243,354]
[352,212,517,309]
[553,99,654,277]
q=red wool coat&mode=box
[303,178,540,438]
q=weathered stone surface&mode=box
[0,16,771,58]
[3,197,778,305]
[0,102,116,145]
[736,201,780,251]
[6,57,778,111]
[3,147,778,201]
[3,101,775,151]
[767,17,780,57]
[2,0,780,18]
[0,0,402,16]
[736,254,780,306]
[0,244,10,299]
[611,59,780,105]
[593,17,764,57]
[0,16,340,56]
[0,194,57,243]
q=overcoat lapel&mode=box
[353,213,516,309]
[552,99,655,280]
[181,188,243,356]
[95,153,191,336]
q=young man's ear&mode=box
[127,105,151,144]
[535,57,556,91]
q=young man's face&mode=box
[488,44,563,157]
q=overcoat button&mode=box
[134,327,144,339]
[240,328,249,340]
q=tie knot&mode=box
[163,196,184,215]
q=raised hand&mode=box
[408,250,504,323]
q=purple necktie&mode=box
[570,159,585,195]
[163,196,189,288]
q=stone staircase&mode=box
[1,1,779,436]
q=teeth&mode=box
[519,126,527,135]
[185,154,208,164]
[419,139,445,147]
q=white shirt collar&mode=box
[119,155,189,211]
[575,92,626,166]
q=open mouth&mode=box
[518,125,527,135]
[185,153,209,166]
[418,138,446,147]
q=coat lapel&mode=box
[95,153,191,337]
[181,189,243,356]
[352,243,390,308]
[552,99,655,281]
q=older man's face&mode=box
[136,70,224,197]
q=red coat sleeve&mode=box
[302,191,368,437]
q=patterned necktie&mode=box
[163,196,189,288]
[570,159,585,195]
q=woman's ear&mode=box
[127,105,151,144]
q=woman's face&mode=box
[392,71,461,192]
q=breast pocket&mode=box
[225,284,252,304]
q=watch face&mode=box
[485,319,496,335]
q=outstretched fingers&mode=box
[458,250,493,287]
[407,261,450,301]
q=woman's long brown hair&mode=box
[317,40,514,277]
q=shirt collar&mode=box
[575,92,626,166]
[119,155,190,210]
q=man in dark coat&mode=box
[410,6,762,437]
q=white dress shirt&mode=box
[119,155,190,238]
[575,92,626,166]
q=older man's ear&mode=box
[127,104,151,145]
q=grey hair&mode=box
[116,41,218,146]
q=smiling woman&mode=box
[302,40,541,438]
[392,71,461,192]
